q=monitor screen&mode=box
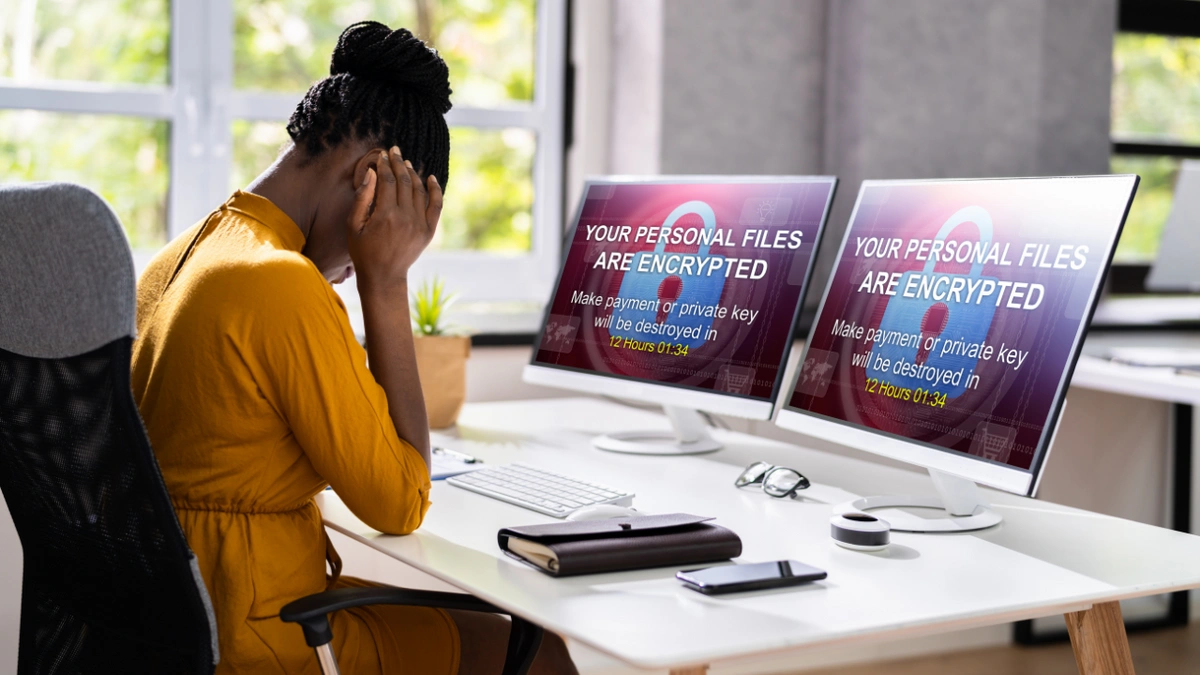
[785,176,1137,477]
[1147,160,1200,291]
[532,177,837,403]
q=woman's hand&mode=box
[346,145,444,296]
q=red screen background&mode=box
[533,180,836,401]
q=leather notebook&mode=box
[497,513,742,577]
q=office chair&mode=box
[0,182,544,675]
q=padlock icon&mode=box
[609,200,727,349]
[866,206,996,399]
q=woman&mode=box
[131,21,576,674]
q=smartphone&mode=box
[676,560,827,595]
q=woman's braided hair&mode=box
[287,21,452,187]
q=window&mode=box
[0,110,170,249]
[1110,1,1200,271]
[1,1,565,312]
[0,0,172,249]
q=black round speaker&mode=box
[830,512,891,551]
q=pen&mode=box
[433,446,480,463]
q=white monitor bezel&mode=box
[775,175,1139,495]
[525,174,839,421]
[524,363,774,419]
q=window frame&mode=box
[0,1,565,306]
[1110,0,1200,293]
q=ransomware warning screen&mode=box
[533,179,836,401]
[788,177,1137,471]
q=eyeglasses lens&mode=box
[763,468,808,497]
[735,461,773,487]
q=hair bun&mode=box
[330,21,452,114]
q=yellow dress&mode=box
[131,191,457,673]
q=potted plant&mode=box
[411,277,470,429]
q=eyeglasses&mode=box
[734,461,810,499]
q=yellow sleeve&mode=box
[246,262,431,535]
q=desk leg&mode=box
[1065,602,1136,675]
[669,668,708,675]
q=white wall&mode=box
[465,345,565,402]
[608,0,663,176]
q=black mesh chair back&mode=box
[0,183,218,674]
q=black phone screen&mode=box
[677,560,826,591]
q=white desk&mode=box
[1076,332,1200,405]
[320,398,1200,674]
[1091,296,1200,329]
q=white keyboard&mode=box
[446,463,635,518]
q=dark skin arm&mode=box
[346,146,444,470]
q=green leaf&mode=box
[411,275,459,336]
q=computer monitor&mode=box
[1147,160,1200,292]
[776,176,1139,532]
[524,176,838,454]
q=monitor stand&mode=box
[834,468,1003,533]
[593,405,722,455]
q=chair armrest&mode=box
[282,586,546,675]
[280,587,504,647]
